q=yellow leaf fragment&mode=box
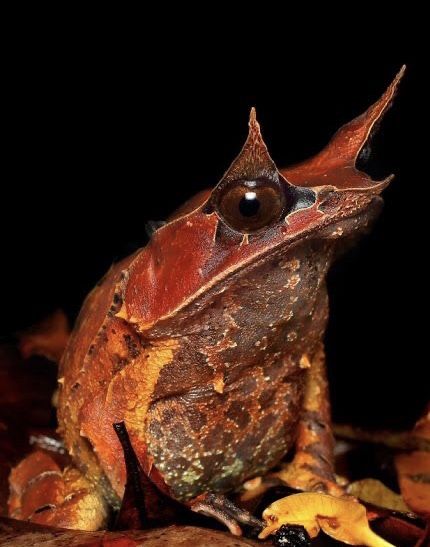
[240,476,269,501]
[347,478,410,513]
[259,492,394,546]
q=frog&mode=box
[8,67,404,535]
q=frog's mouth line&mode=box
[149,195,385,330]
[237,193,385,268]
[317,194,384,240]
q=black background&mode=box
[1,26,426,430]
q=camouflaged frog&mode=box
[8,68,404,535]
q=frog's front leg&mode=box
[113,421,263,536]
[190,492,263,536]
[279,343,345,496]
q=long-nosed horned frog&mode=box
[8,68,404,535]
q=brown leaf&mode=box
[347,478,410,513]
[18,309,70,363]
[395,451,430,518]
[94,539,138,547]
[0,517,261,546]
[259,492,394,546]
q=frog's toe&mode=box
[190,492,263,536]
[276,459,347,498]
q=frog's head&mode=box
[123,68,405,327]
[207,66,405,246]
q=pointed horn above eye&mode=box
[218,107,280,185]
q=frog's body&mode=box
[143,240,330,500]
[8,68,404,534]
[62,236,332,503]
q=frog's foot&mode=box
[275,456,347,497]
[190,492,264,536]
[8,450,108,530]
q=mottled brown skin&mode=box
[8,68,404,533]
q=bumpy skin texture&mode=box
[9,68,404,530]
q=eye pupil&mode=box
[239,192,260,217]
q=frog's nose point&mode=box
[279,67,404,193]
[352,65,406,191]
[341,65,406,168]
[361,64,406,136]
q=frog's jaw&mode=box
[316,194,385,243]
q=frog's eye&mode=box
[215,179,287,233]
